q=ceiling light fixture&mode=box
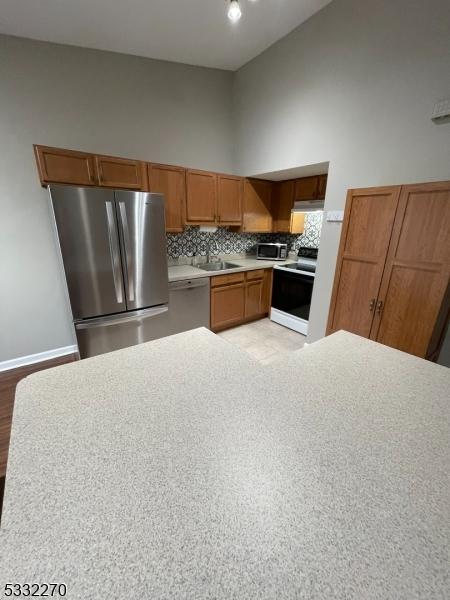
[227,0,242,22]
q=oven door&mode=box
[271,269,315,321]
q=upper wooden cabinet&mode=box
[185,169,217,224]
[290,212,305,234]
[34,145,145,190]
[185,170,243,226]
[96,155,144,190]
[272,180,305,234]
[327,180,450,360]
[34,145,98,186]
[148,163,185,233]
[294,176,319,200]
[317,174,328,199]
[272,180,294,232]
[243,179,273,233]
[217,174,243,225]
[294,174,327,201]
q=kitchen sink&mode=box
[198,261,240,272]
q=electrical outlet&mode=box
[432,98,450,123]
[326,211,344,222]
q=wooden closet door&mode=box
[327,186,401,337]
[370,181,450,357]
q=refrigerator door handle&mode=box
[105,201,124,304]
[75,305,169,329]
[118,201,135,303]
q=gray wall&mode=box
[0,35,233,362]
[233,0,450,345]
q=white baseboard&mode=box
[0,345,78,373]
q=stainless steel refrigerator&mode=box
[49,185,169,359]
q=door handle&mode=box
[376,300,383,315]
[118,201,135,302]
[369,298,376,312]
[75,305,168,329]
[105,201,123,304]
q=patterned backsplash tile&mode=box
[167,212,323,258]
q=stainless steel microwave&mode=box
[256,242,288,261]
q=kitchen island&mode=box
[1,329,449,599]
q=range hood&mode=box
[292,199,324,212]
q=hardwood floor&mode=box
[0,354,78,479]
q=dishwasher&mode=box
[166,277,210,336]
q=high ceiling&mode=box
[0,0,331,71]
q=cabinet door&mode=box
[370,181,450,358]
[273,180,295,232]
[34,145,97,186]
[294,176,319,200]
[217,174,243,225]
[148,163,185,232]
[260,269,273,315]
[290,212,305,234]
[245,279,263,319]
[186,169,217,224]
[96,155,144,189]
[317,175,328,200]
[243,179,273,233]
[326,186,401,337]
[211,283,245,330]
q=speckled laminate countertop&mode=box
[1,329,449,599]
[168,256,292,282]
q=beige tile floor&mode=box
[217,318,307,364]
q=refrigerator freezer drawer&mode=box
[75,305,169,358]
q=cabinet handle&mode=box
[376,300,383,315]
[369,298,376,312]
[98,164,103,184]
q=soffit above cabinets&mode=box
[0,0,332,71]
[252,162,330,181]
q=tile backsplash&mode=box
[166,212,323,259]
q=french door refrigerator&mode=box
[49,185,169,358]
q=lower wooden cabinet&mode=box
[210,269,271,331]
[261,269,273,315]
[211,280,245,330]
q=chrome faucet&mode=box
[206,237,220,263]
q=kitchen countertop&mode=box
[2,329,449,599]
[168,256,292,282]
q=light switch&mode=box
[326,210,344,222]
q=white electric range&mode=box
[270,247,318,335]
